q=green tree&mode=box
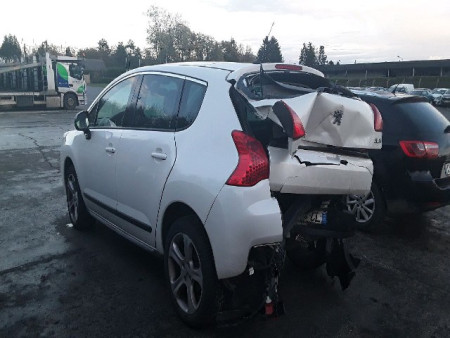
[256,36,283,63]
[65,47,75,57]
[97,38,111,63]
[240,45,256,63]
[318,45,327,65]
[146,6,190,63]
[299,42,318,67]
[111,42,128,68]
[0,34,22,62]
[221,38,240,62]
[77,47,101,59]
[146,6,253,63]
[36,40,60,56]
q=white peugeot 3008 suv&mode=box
[61,62,381,327]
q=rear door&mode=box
[114,73,184,244]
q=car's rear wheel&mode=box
[164,216,219,328]
[64,164,94,230]
[346,181,385,232]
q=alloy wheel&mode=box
[168,233,203,314]
[346,190,375,223]
[66,173,79,223]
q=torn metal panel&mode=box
[268,146,373,195]
[251,92,382,151]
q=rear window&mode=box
[395,102,450,134]
[237,70,331,100]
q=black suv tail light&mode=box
[399,140,439,159]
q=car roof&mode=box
[119,62,325,83]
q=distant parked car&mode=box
[346,90,450,231]
[388,83,414,93]
[410,88,435,104]
[441,89,450,107]
[366,86,387,92]
[431,88,448,106]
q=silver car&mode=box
[61,62,381,326]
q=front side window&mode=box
[92,76,136,128]
[133,74,183,130]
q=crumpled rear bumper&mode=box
[269,146,373,196]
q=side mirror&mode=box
[74,110,91,140]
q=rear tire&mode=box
[64,164,94,230]
[286,238,326,270]
[346,181,386,232]
[164,216,219,328]
[64,93,77,110]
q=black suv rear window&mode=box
[395,102,450,134]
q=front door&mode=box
[77,75,138,219]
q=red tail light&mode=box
[273,101,306,140]
[399,141,439,159]
[369,103,383,131]
[226,130,269,187]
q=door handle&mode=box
[105,146,116,154]
[151,152,167,160]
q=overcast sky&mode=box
[2,0,450,64]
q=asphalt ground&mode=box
[0,103,449,337]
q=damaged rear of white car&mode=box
[227,63,382,297]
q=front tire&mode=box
[164,216,219,328]
[346,181,386,232]
[64,93,77,110]
[64,164,94,230]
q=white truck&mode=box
[0,52,86,109]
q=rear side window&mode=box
[176,80,207,130]
[395,102,450,134]
[133,74,183,130]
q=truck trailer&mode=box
[0,52,86,109]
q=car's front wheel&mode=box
[64,93,77,110]
[64,164,94,230]
[164,216,219,328]
[346,181,385,232]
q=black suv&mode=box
[346,91,450,230]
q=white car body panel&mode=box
[204,181,282,279]
[155,70,244,252]
[74,129,122,216]
[269,147,373,195]
[115,129,176,244]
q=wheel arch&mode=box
[160,202,204,251]
[63,157,75,178]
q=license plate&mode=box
[302,211,328,225]
[444,162,450,177]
